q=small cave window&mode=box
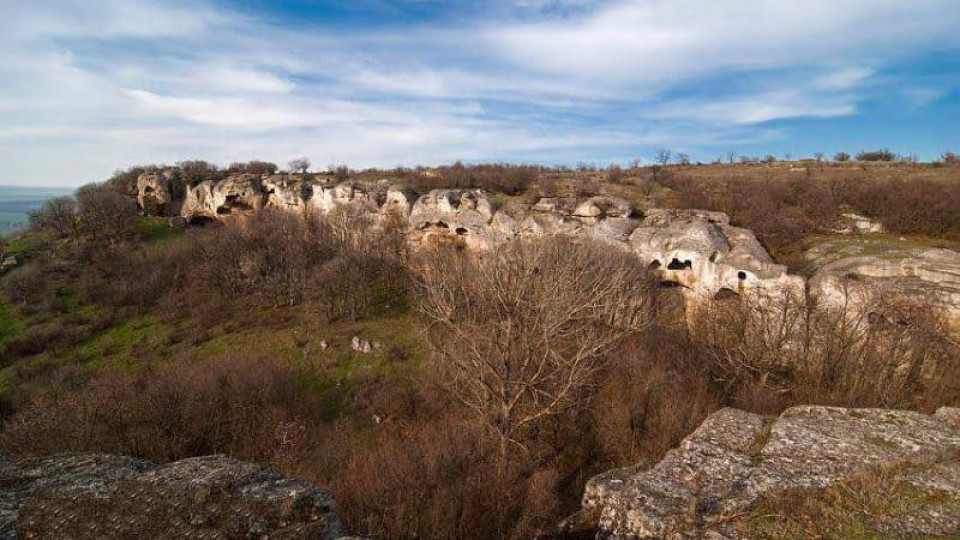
[737,271,748,281]
[435,221,450,229]
[455,227,469,236]
[667,258,693,270]
[709,252,719,263]
[143,186,155,193]
[219,194,253,214]
[648,260,662,270]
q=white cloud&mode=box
[2,0,960,185]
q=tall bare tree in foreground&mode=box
[414,237,652,467]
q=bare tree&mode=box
[654,149,673,167]
[414,237,652,467]
[28,196,77,238]
[675,153,691,166]
[288,157,311,174]
[727,151,738,164]
[75,182,137,242]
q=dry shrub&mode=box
[591,330,720,465]
[688,291,960,412]
[414,236,653,460]
[335,416,505,540]
[0,356,323,466]
[407,162,539,195]
[77,241,193,309]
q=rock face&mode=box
[263,174,313,213]
[579,406,960,539]
[835,212,884,235]
[136,171,181,216]
[0,453,346,540]
[151,172,809,308]
[629,210,804,300]
[408,189,499,249]
[811,248,960,326]
[181,174,266,224]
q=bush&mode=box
[0,356,323,464]
[408,162,539,195]
[227,160,278,176]
[75,182,138,241]
[855,149,896,162]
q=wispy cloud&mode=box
[2,0,960,185]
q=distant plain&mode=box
[0,186,71,236]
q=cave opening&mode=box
[668,258,693,270]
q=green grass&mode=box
[79,315,174,370]
[0,296,23,346]
[134,217,184,242]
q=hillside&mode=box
[1,159,959,539]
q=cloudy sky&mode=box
[2,0,959,186]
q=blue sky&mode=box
[2,0,959,186]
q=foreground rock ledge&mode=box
[576,405,960,540]
[0,453,348,540]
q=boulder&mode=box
[0,254,20,275]
[381,187,417,218]
[810,248,960,326]
[136,170,181,216]
[572,197,633,221]
[582,406,960,539]
[0,453,346,540]
[629,209,803,300]
[835,212,884,235]
[263,174,313,213]
[310,183,378,215]
[180,174,265,224]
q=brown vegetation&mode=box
[2,158,960,540]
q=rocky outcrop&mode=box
[151,173,809,308]
[0,453,346,540]
[181,174,265,224]
[811,248,960,326]
[629,210,804,300]
[408,189,500,249]
[835,212,884,235]
[310,183,379,215]
[136,171,181,216]
[263,174,313,213]
[577,406,960,539]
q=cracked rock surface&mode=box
[580,406,960,539]
[0,453,346,540]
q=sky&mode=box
[2,0,959,187]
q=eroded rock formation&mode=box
[630,209,804,300]
[811,248,960,327]
[136,170,181,216]
[181,174,265,224]
[136,173,960,318]
[0,453,347,540]
[574,406,960,539]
